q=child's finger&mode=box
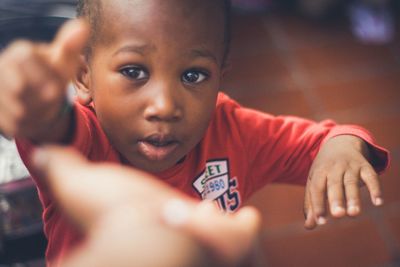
[304,186,317,229]
[49,19,90,81]
[309,173,328,225]
[19,55,63,103]
[327,170,346,218]
[0,40,65,128]
[304,211,316,229]
[360,164,383,206]
[17,56,68,129]
[343,170,361,216]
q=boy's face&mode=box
[81,0,226,173]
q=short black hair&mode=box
[76,0,231,64]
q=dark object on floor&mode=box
[0,178,47,264]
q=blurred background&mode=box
[0,0,399,266]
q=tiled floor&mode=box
[222,11,400,267]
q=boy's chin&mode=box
[127,156,183,174]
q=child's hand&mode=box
[304,135,383,229]
[0,19,89,141]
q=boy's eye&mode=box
[120,66,148,80]
[182,70,208,84]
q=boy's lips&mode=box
[137,134,180,161]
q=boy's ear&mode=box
[73,55,92,105]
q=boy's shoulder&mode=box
[217,92,237,105]
[215,92,241,111]
[212,92,256,131]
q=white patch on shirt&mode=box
[193,160,229,200]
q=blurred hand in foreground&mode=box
[32,146,261,267]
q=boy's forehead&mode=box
[98,0,225,54]
[102,0,224,23]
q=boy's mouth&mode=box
[137,134,180,161]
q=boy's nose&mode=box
[143,86,183,122]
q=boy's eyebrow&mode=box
[112,44,155,56]
[112,45,218,64]
[189,49,218,64]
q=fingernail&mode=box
[374,197,384,206]
[347,205,360,215]
[32,148,50,171]
[162,199,190,227]
[332,205,345,216]
[317,216,327,225]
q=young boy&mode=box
[0,0,390,265]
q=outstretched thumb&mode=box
[49,19,90,81]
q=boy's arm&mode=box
[0,19,89,144]
[226,101,389,215]
[303,131,389,229]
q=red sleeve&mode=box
[218,95,389,191]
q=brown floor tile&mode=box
[358,115,400,149]
[296,43,398,82]
[311,70,400,113]
[380,157,400,204]
[245,184,305,229]
[385,209,400,250]
[222,52,295,93]
[270,15,353,50]
[231,14,275,57]
[262,219,392,267]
